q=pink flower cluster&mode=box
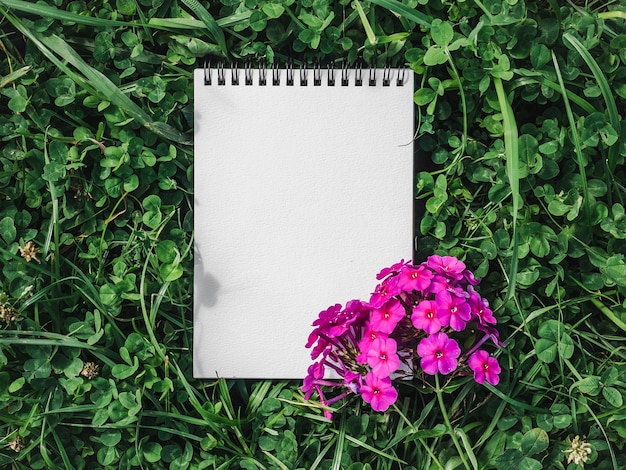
[303,255,503,415]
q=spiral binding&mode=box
[203,61,408,87]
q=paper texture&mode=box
[194,67,414,378]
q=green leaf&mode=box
[100,284,121,307]
[431,19,454,47]
[111,356,139,380]
[577,376,602,396]
[97,446,119,466]
[100,429,122,447]
[143,442,163,463]
[156,240,179,263]
[0,217,16,244]
[249,10,267,32]
[8,95,27,112]
[518,457,542,470]
[495,449,524,468]
[530,43,550,69]
[521,428,549,456]
[535,338,557,363]
[603,387,623,407]
[42,161,66,182]
[601,255,626,287]
[262,3,284,18]
[115,0,136,15]
[142,194,161,212]
[535,320,574,363]
[414,88,436,106]
[423,46,448,66]
[160,263,183,282]
[8,376,25,393]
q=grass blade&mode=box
[0,65,31,88]
[368,0,432,27]
[343,433,407,464]
[511,73,596,115]
[353,0,377,45]
[563,32,621,172]
[0,11,191,145]
[331,414,346,470]
[493,77,519,302]
[551,51,591,223]
[180,0,229,57]
[589,297,626,333]
[0,0,133,27]
[0,0,249,31]
[455,428,479,470]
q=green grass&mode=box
[0,0,625,468]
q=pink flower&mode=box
[376,260,406,280]
[397,264,433,292]
[369,276,400,308]
[343,371,363,394]
[462,269,480,286]
[436,290,471,331]
[360,372,398,411]
[356,322,387,364]
[411,299,449,334]
[357,322,384,363]
[467,287,496,325]
[366,337,400,378]
[417,332,461,375]
[468,350,501,385]
[326,300,366,337]
[302,361,325,399]
[306,304,342,348]
[369,298,405,334]
[427,274,455,295]
[427,255,466,280]
[309,337,330,360]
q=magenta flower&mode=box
[302,361,325,399]
[411,299,449,334]
[369,298,405,334]
[397,264,433,292]
[306,304,342,348]
[303,256,501,415]
[376,259,406,280]
[369,276,400,308]
[357,322,384,363]
[427,274,453,295]
[462,269,480,286]
[436,290,471,331]
[343,371,363,394]
[427,255,466,279]
[366,337,400,378]
[417,332,461,375]
[326,300,367,338]
[360,372,398,411]
[468,350,501,385]
[467,287,496,325]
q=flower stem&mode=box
[435,374,471,470]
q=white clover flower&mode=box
[563,435,592,467]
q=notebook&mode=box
[194,64,415,379]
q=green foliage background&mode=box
[1,0,626,468]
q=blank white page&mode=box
[194,66,414,378]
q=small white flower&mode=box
[18,241,40,263]
[7,436,24,453]
[563,435,592,467]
